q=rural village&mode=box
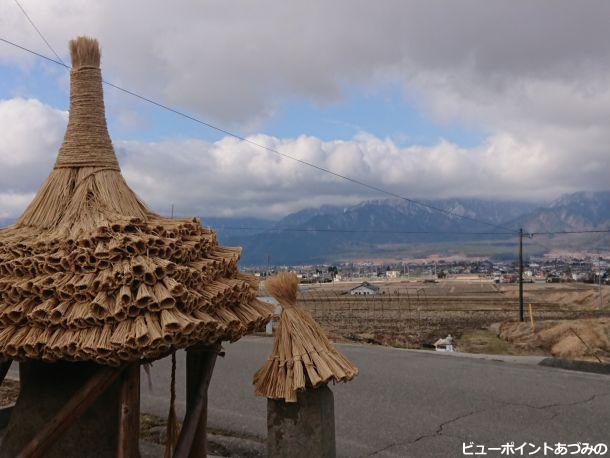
[256,256,610,285]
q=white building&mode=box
[349,282,380,295]
[385,270,400,279]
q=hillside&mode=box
[208,192,609,265]
[510,191,610,233]
[2,193,606,266]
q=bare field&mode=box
[292,279,610,349]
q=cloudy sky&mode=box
[1,1,609,219]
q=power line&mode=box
[0,37,69,68]
[528,229,610,253]
[12,0,66,66]
[210,226,515,236]
[519,229,553,255]
[530,229,610,236]
[522,229,610,254]
[101,80,522,235]
[525,238,553,253]
[3,36,608,241]
[0,35,518,234]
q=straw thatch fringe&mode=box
[253,272,358,402]
[70,36,101,69]
[0,36,273,364]
[0,303,268,365]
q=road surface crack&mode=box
[366,392,610,456]
[498,391,610,418]
[367,408,487,456]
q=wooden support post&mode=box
[0,360,12,385]
[267,386,336,458]
[174,344,220,458]
[17,366,124,458]
[118,363,141,458]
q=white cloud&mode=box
[1,2,610,218]
[1,97,608,220]
[0,192,35,219]
[0,98,66,193]
[2,1,610,129]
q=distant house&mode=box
[385,270,400,279]
[572,272,587,282]
[349,282,380,295]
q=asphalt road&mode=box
[141,337,610,457]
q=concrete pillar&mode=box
[0,360,123,458]
[267,385,336,458]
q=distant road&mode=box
[141,337,610,457]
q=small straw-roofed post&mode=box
[253,272,358,458]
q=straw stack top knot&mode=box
[265,272,298,308]
[70,36,101,69]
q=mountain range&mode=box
[206,191,610,265]
[1,191,608,265]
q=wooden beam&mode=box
[0,360,12,385]
[118,363,141,458]
[17,365,124,458]
[174,344,220,458]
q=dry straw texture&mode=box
[0,37,273,365]
[253,272,358,402]
[499,318,610,360]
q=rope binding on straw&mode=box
[54,36,120,171]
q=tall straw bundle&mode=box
[253,272,357,402]
[0,37,273,365]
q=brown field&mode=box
[286,279,610,349]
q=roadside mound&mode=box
[497,318,610,361]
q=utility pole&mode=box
[519,228,524,322]
[599,257,604,310]
[267,254,271,279]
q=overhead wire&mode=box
[524,228,610,255]
[529,229,610,236]
[3,12,608,240]
[525,238,554,254]
[0,34,519,234]
[208,226,515,235]
[12,0,66,66]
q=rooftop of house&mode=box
[350,281,380,291]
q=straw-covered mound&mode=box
[253,272,357,402]
[497,318,610,361]
[0,37,273,365]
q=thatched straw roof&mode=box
[0,37,273,365]
[253,272,357,402]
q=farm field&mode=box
[282,278,610,349]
